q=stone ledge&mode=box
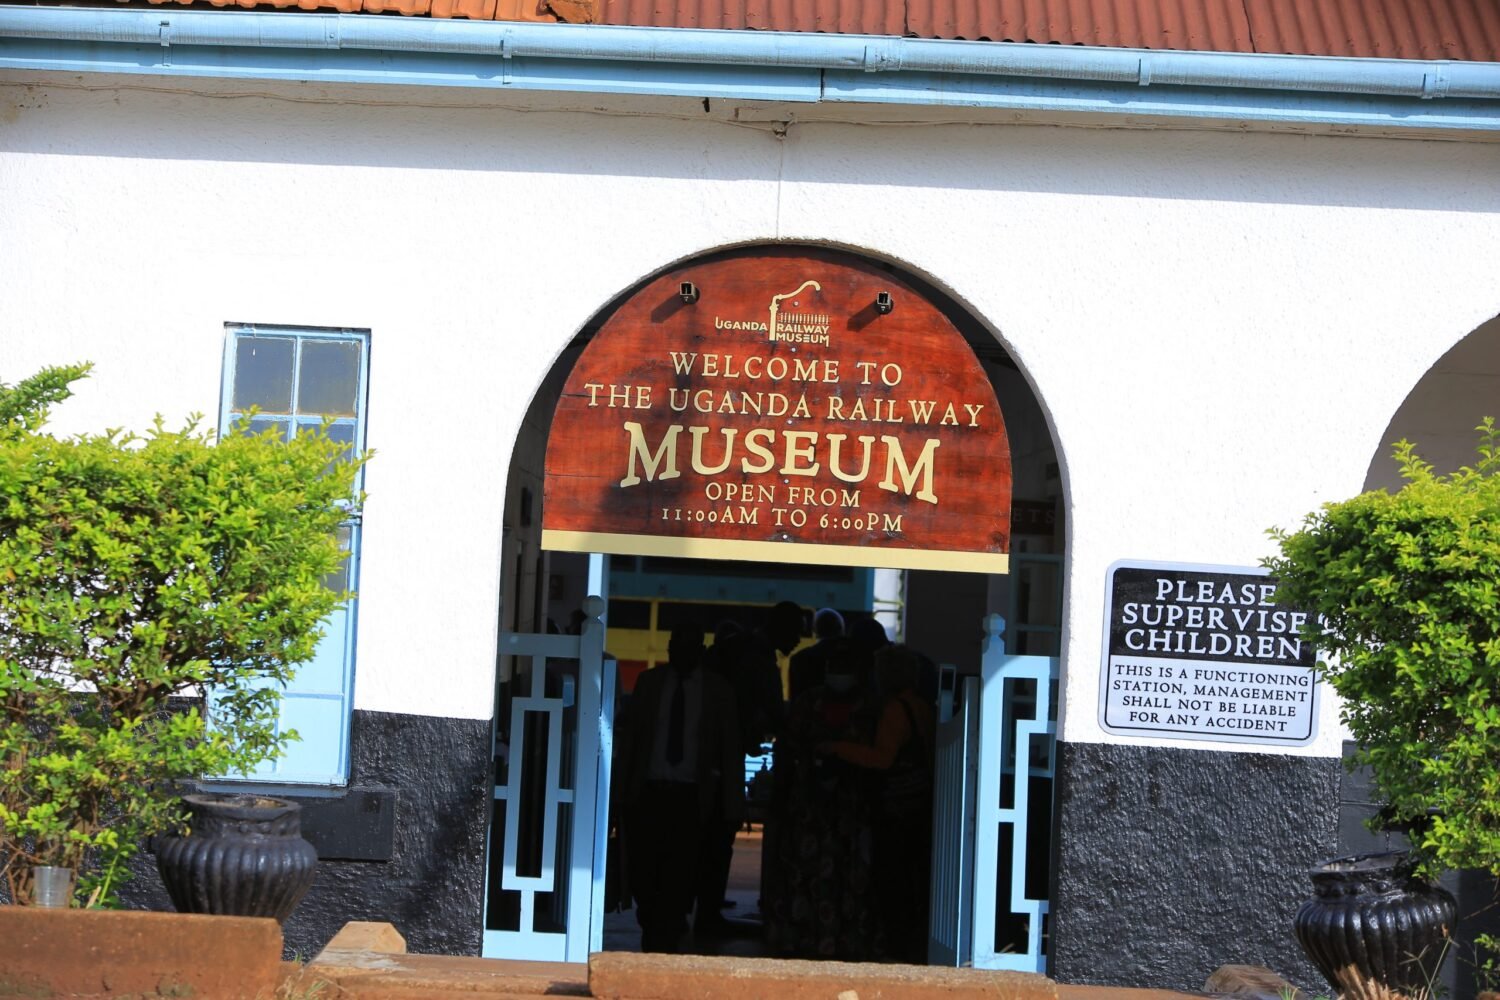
[0,906,282,999]
[307,923,589,998]
[323,920,410,956]
[588,951,1059,1000]
[1058,988,1213,1000]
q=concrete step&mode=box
[301,921,1215,1000]
[590,951,1056,999]
[302,921,589,999]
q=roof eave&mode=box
[3,7,1500,133]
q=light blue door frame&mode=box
[928,671,979,965]
[483,596,613,962]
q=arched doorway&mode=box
[486,244,1067,969]
[1364,313,1500,493]
[1353,311,1500,1000]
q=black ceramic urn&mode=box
[155,793,318,923]
[1294,852,1456,1000]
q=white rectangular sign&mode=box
[1099,560,1318,746]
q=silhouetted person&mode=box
[788,607,845,702]
[850,615,891,659]
[765,600,805,694]
[757,600,804,931]
[615,625,742,952]
[766,638,881,960]
[820,644,936,963]
[697,625,786,941]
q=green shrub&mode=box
[1265,418,1500,877]
[0,363,366,905]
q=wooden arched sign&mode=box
[542,249,1012,573]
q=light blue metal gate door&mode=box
[973,613,1059,973]
[927,615,1060,971]
[483,596,616,962]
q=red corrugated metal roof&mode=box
[592,0,904,36]
[1245,0,1500,61]
[894,0,1251,49]
[84,0,1500,61]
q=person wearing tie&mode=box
[614,623,743,952]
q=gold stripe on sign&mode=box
[541,529,1010,575]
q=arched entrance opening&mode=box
[1363,312,1500,493]
[487,244,1067,970]
[1352,310,1500,1000]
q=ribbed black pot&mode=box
[1294,852,1456,1000]
[154,793,318,923]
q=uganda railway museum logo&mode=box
[1098,560,1319,748]
[714,279,833,346]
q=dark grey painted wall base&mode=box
[121,708,492,959]
[1050,740,1340,993]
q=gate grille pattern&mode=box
[484,601,610,962]
[974,614,1058,972]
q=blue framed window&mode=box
[216,324,370,785]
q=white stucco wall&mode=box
[4,74,1500,759]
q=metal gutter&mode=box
[2,6,1499,130]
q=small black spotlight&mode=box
[874,291,894,315]
[680,281,700,304]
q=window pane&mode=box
[324,421,357,460]
[297,340,361,418]
[247,416,290,441]
[321,525,352,592]
[297,420,358,475]
[233,337,295,414]
[297,418,356,450]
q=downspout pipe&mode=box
[3,6,1500,102]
